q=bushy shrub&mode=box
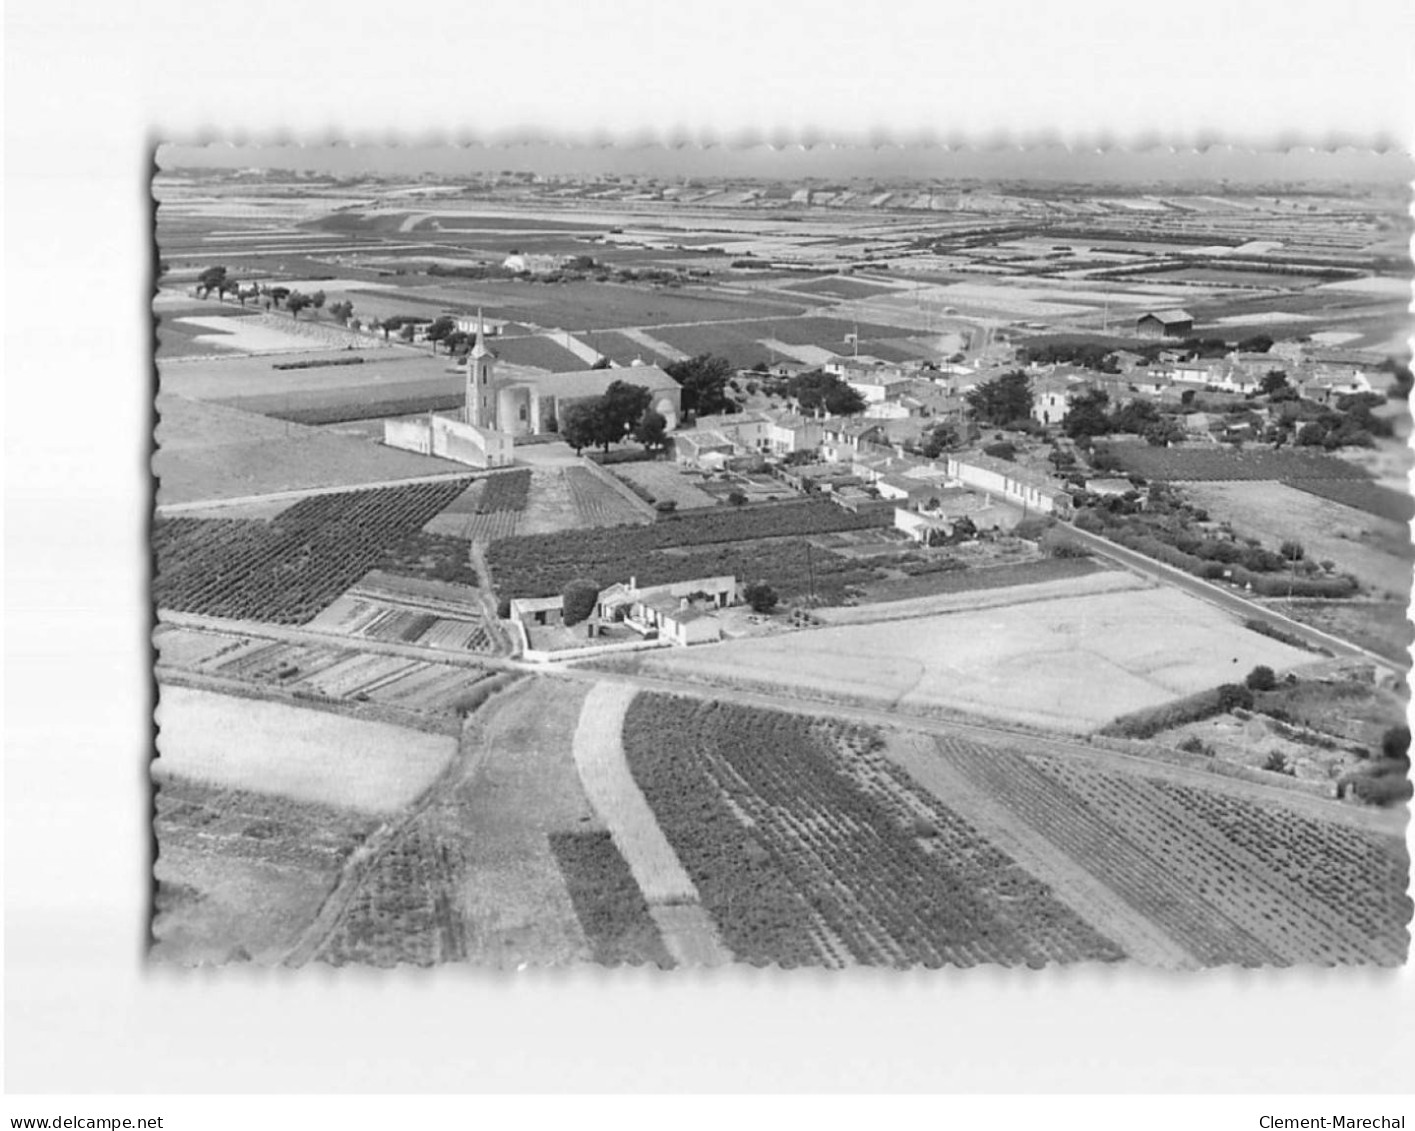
[1039,528,1090,559]
[1246,665,1278,691]
[561,578,601,626]
[1217,683,1255,712]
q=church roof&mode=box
[504,366,679,399]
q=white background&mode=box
[5,0,1415,1095]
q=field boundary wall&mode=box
[577,457,660,520]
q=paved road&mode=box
[1062,525,1402,672]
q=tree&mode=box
[1141,417,1184,447]
[727,489,748,506]
[982,441,1016,461]
[286,291,311,319]
[1109,399,1159,435]
[328,300,355,324]
[560,403,596,455]
[743,582,779,614]
[425,316,457,350]
[594,380,653,450]
[965,370,1032,426]
[1260,369,1290,396]
[666,353,735,417]
[921,422,959,460]
[1295,421,1326,446]
[216,276,240,303]
[634,409,668,452]
[311,290,327,314]
[1279,539,1305,562]
[591,355,612,370]
[398,322,416,342]
[783,369,864,417]
[561,578,601,626]
[1238,333,1274,354]
[1246,665,1278,691]
[1063,389,1112,440]
[197,265,228,298]
[1216,683,1255,712]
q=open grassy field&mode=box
[157,685,456,813]
[627,585,1315,732]
[1262,599,1413,666]
[1178,481,1412,598]
[155,395,466,505]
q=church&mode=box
[383,312,680,468]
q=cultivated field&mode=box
[607,461,720,510]
[156,685,456,813]
[154,480,475,622]
[155,624,505,716]
[628,585,1315,732]
[308,571,496,654]
[892,736,1408,966]
[1178,481,1413,598]
[623,694,1123,967]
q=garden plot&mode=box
[309,574,492,653]
[156,684,455,814]
[155,625,497,716]
[635,586,1313,733]
[608,462,719,510]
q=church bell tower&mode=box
[465,309,496,429]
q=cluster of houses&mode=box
[508,574,739,651]
[1029,343,1381,431]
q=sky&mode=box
[156,141,1415,185]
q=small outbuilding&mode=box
[1136,310,1195,339]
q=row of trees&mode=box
[197,266,355,323]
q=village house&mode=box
[594,575,738,646]
[945,452,1071,516]
[820,418,885,462]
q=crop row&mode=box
[1098,442,1369,483]
[488,497,889,600]
[476,468,532,514]
[318,822,466,967]
[153,479,473,624]
[935,738,1280,966]
[565,467,646,528]
[622,694,1121,968]
[1036,757,1391,965]
[548,831,676,967]
[1286,477,1415,524]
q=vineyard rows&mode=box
[155,626,496,715]
[154,480,474,624]
[488,497,890,600]
[565,467,647,528]
[622,694,1122,968]
[934,738,1407,966]
[1100,442,1369,483]
[318,822,466,967]
[549,831,676,967]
